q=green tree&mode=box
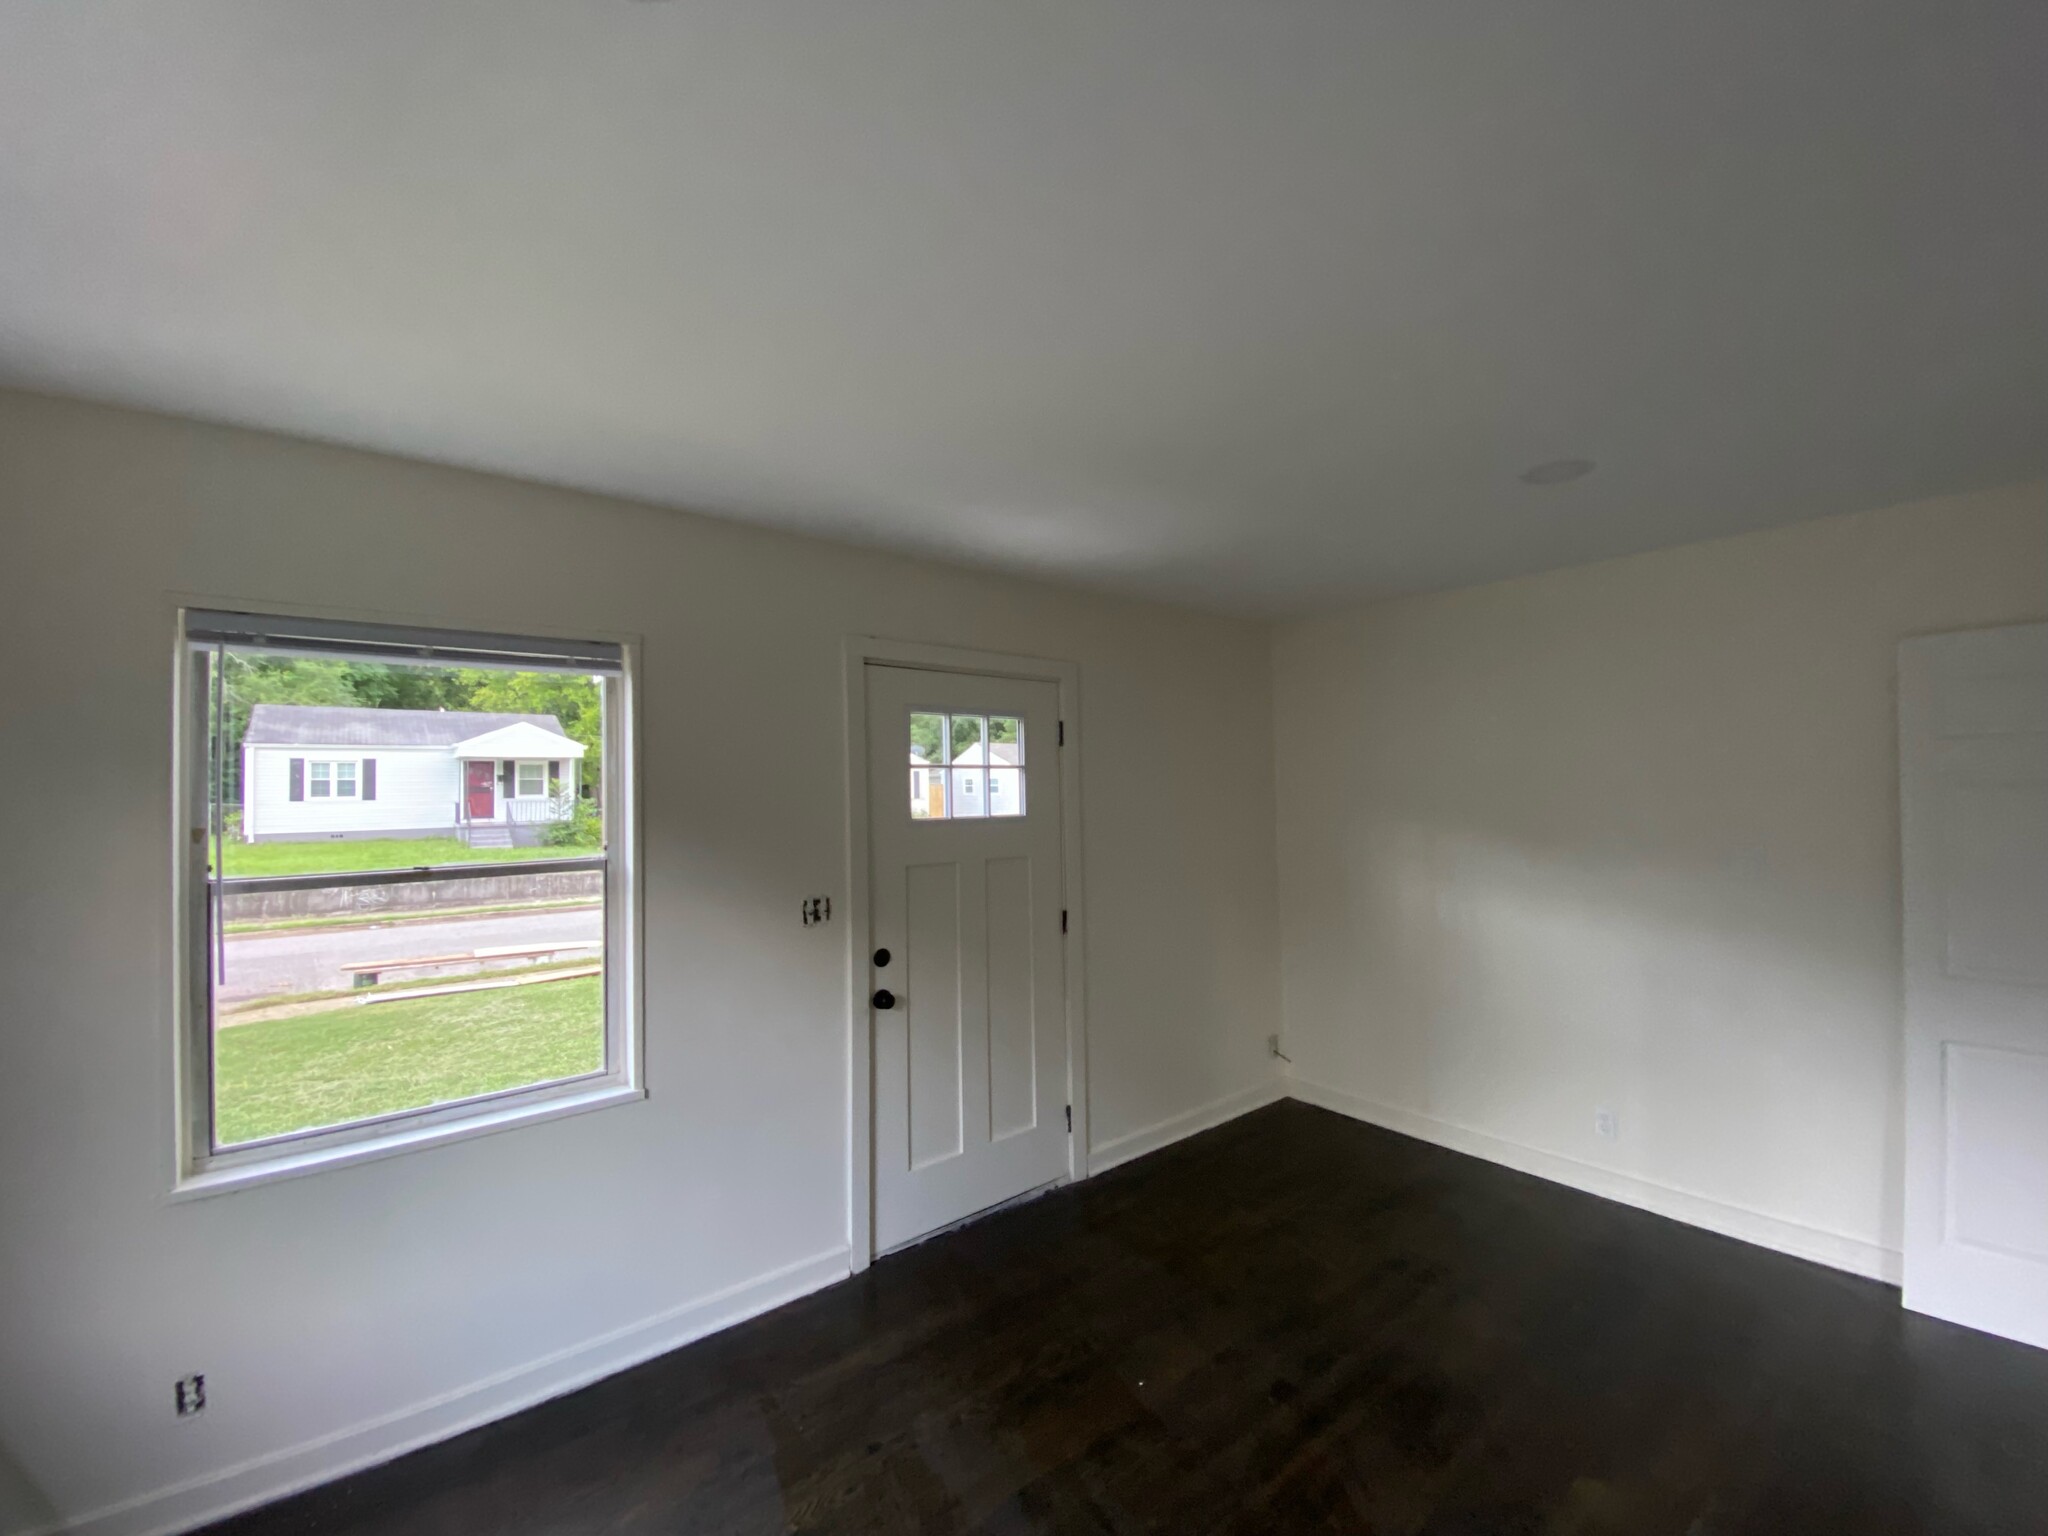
[340,662,477,713]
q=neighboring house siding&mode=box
[245,745,460,841]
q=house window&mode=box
[179,608,639,1191]
[908,712,1026,820]
[306,760,358,798]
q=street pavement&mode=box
[219,906,604,1005]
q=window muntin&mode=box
[180,609,635,1182]
[908,711,1025,820]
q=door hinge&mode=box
[1061,909,1068,933]
[1058,720,1065,746]
[1065,1105,1072,1133]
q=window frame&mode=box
[171,607,643,1198]
[515,758,547,798]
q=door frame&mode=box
[841,636,1090,1270]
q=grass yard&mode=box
[214,974,603,1145]
[220,836,597,878]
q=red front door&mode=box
[465,760,496,820]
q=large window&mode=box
[178,609,638,1188]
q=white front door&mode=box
[866,663,1069,1252]
[1901,623,2048,1351]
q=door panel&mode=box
[1944,1045,2048,1262]
[905,861,964,1170]
[1943,780,2048,986]
[1901,623,2048,1351]
[985,856,1038,1142]
[868,664,1067,1252]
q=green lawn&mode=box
[214,975,603,1145]
[220,836,597,878]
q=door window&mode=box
[908,712,1025,820]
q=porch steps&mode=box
[465,826,515,849]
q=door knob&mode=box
[872,989,896,1010]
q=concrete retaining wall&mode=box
[223,868,602,923]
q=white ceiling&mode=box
[2,2,2042,614]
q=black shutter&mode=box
[501,760,514,796]
[289,758,305,801]
[361,758,377,801]
[549,759,562,785]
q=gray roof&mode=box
[244,704,569,748]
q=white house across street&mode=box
[240,705,585,845]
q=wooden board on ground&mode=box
[361,964,602,1006]
[341,940,600,986]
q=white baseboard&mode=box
[1090,1078,1284,1175]
[1286,1077,1902,1285]
[56,1246,851,1536]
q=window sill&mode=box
[168,1082,645,1203]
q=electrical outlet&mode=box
[175,1374,206,1418]
[1594,1107,1619,1141]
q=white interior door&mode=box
[1901,623,2048,1351]
[866,664,1069,1253]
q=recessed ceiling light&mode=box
[1520,458,1596,486]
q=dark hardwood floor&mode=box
[204,1100,2048,1535]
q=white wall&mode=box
[0,390,1282,1535]
[246,745,459,838]
[1274,481,2048,1281]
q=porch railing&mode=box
[506,791,576,826]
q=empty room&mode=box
[2,3,2046,1533]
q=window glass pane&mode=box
[950,767,987,817]
[950,714,987,767]
[987,767,1025,817]
[909,711,946,767]
[989,716,1023,765]
[189,626,624,1167]
[211,652,603,876]
[909,766,947,819]
[211,867,605,1146]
